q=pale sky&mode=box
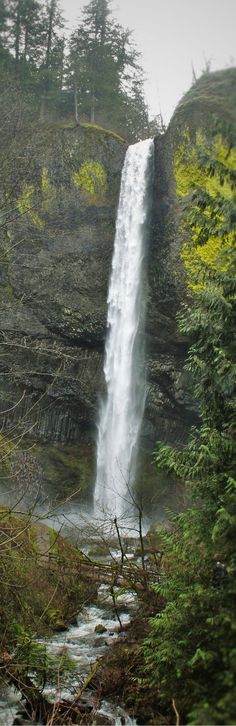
[62,0,236,122]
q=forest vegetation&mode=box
[141,122,236,724]
[0,0,161,138]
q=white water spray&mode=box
[94,138,153,517]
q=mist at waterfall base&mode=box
[94,138,154,521]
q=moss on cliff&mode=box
[53,119,125,143]
[72,160,107,205]
[170,68,236,138]
[174,129,236,289]
[17,185,44,228]
[157,68,236,297]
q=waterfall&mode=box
[94,138,153,517]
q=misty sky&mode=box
[62,0,236,123]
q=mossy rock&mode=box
[46,609,67,631]
[168,68,236,143]
[95,624,107,634]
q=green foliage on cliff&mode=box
[72,160,107,203]
[41,167,50,193]
[174,130,236,289]
[143,126,236,724]
[18,185,44,227]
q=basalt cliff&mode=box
[0,68,235,506]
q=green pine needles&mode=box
[143,133,236,725]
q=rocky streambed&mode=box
[0,537,142,726]
[38,583,138,725]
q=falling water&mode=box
[94,138,153,517]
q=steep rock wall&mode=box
[0,124,126,499]
[0,68,235,503]
[143,134,196,452]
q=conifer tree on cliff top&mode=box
[67,0,149,136]
[1,0,64,109]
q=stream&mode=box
[0,546,138,726]
[39,582,138,725]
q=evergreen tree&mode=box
[68,0,118,123]
[120,70,150,140]
[67,0,147,136]
[39,0,64,118]
[0,0,150,134]
[0,0,8,43]
[143,129,236,724]
[5,0,43,78]
[0,0,64,111]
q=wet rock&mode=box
[93,715,112,725]
[95,623,107,634]
[53,621,68,632]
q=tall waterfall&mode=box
[94,138,153,517]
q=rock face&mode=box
[0,124,126,499]
[143,133,196,453]
[0,69,235,504]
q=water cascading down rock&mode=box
[94,139,153,517]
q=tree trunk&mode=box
[74,77,78,123]
[14,3,21,77]
[90,92,95,123]
[40,0,55,120]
